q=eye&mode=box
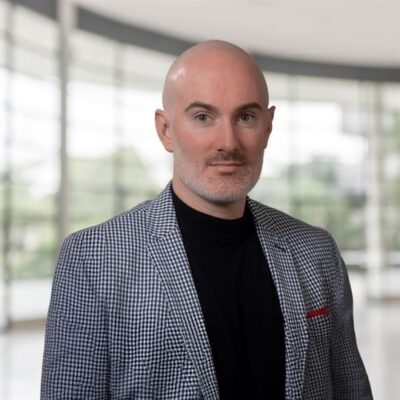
[239,113,254,122]
[194,113,211,123]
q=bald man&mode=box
[41,41,372,399]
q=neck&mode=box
[172,180,246,220]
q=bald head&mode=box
[162,40,269,111]
[155,40,275,216]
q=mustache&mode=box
[205,152,248,165]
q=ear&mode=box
[264,105,275,147]
[155,109,173,153]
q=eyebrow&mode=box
[184,101,265,114]
[236,102,264,112]
[184,102,217,113]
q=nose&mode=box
[216,119,240,152]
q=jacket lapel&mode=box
[249,200,308,400]
[147,185,219,400]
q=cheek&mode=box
[174,138,204,165]
[242,136,267,157]
[174,133,211,160]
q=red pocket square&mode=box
[306,306,329,319]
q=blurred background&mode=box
[0,0,399,398]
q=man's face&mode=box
[157,51,274,209]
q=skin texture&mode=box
[155,40,275,219]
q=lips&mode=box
[209,162,243,167]
[208,162,245,174]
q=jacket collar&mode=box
[146,182,179,238]
[146,182,279,237]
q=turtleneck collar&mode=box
[172,188,255,240]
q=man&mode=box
[41,41,372,399]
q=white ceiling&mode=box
[72,0,400,67]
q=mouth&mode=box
[208,162,244,173]
[209,162,244,167]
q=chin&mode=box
[176,167,260,205]
[197,182,255,204]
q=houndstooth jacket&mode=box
[41,183,372,399]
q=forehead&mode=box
[173,55,267,108]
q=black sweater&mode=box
[173,191,285,399]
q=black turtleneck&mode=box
[172,190,285,400]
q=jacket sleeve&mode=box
[41,230,109,399]
[329,235,373,399]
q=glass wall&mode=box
[252,75,370,256]
[68,30,173,232]
[383,84,400,259]
[1,3,59,280]
[0,0,399,325]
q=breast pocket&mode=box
[306,305,331,350]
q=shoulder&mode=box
[60,183,176,263]
[249,199,344,295]
[249,198,337,252]
[62,198,154,254]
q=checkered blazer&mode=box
[41,183,372,399]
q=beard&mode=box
[173,149,264,204]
